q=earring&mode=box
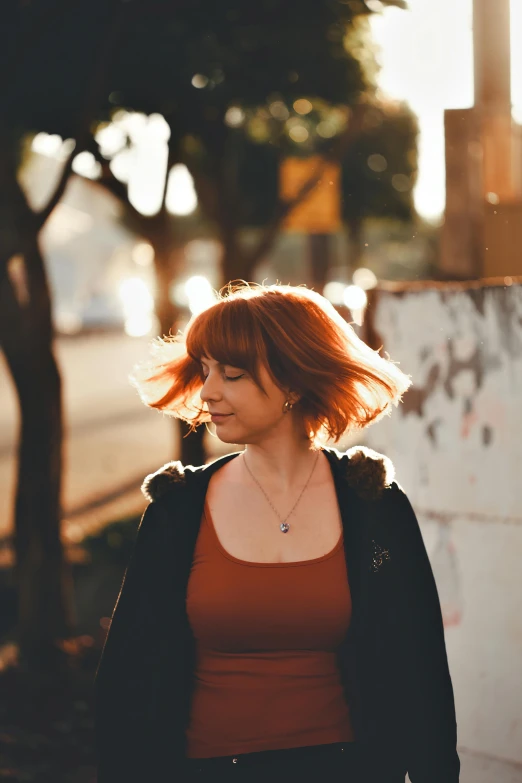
[283,399,294,414]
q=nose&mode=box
[199,373,223,404]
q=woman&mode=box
[95,282,460,783]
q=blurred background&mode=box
[0,1,521,781]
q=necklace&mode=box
[242,451,321,533]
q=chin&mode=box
[215,433,237,445]
[214,424,252,446]
[214,426,242,445]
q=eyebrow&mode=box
[200,359,242,370]
[200,359,229,368]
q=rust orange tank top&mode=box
[185,498,354,758]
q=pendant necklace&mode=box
[243,451,320,533]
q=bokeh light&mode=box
[353,267,378,290]
[225,106,245,127]
[31,132,64,157]
[323,281,347,305]
[367,153,388,173]
[118,277,154,337]
[192,74,209,88]
[166,164,198,216]
[95,123,126,158]
[343,285,368,311]
[293,98,313,115]
[316,121,337,138]
[289,125,309,143]
[184,276,216,315]
[269,101,290,120]
[72,151,101,180]
[132,242,155,267]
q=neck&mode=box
[241,437,321,494]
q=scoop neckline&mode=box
[203,498,344,568]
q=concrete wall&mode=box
[363,280,522,783]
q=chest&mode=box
[205,470,344,565]
[187,511,352,652]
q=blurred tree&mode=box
[0,0,123,668]
[342,97,418,267]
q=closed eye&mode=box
[200,369,244,382]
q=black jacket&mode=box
[95,445,460,783]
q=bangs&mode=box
[185,299,269,387]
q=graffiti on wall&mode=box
[363,281,522,766]
[364,282,522,628]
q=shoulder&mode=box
[141,445,402,504]
[329,444,399,501]
[141,460,197,503]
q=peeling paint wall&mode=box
[363,282,522,781]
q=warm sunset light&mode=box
[370,0,522,221]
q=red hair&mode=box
[132,282,412,446]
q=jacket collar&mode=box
[142,445,395,505]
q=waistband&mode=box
[183,740,361,771]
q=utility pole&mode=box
[440,0,522,279]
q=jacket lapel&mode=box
[180,451,243,582]
[323,448,368,633]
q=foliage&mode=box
[342,99,419,223]
[5,0,416,238]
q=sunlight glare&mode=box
[370,0,474,220]
[511,0,522,122]
[185,276,216,315]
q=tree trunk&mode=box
[308,233,331,295]
[0,235,73,670]
[148,218,206,467]
[346,217,364,272]
[221,239,247,288]
[152,242,178,338]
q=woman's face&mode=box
[199,355,296,445]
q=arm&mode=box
[94,501,171,783]
[390,484,460,783]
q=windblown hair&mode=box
[132,281,412,446]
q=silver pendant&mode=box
[280,522,290,533]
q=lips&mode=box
[210,413,232,421]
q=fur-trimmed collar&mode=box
[141,445,395,504]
